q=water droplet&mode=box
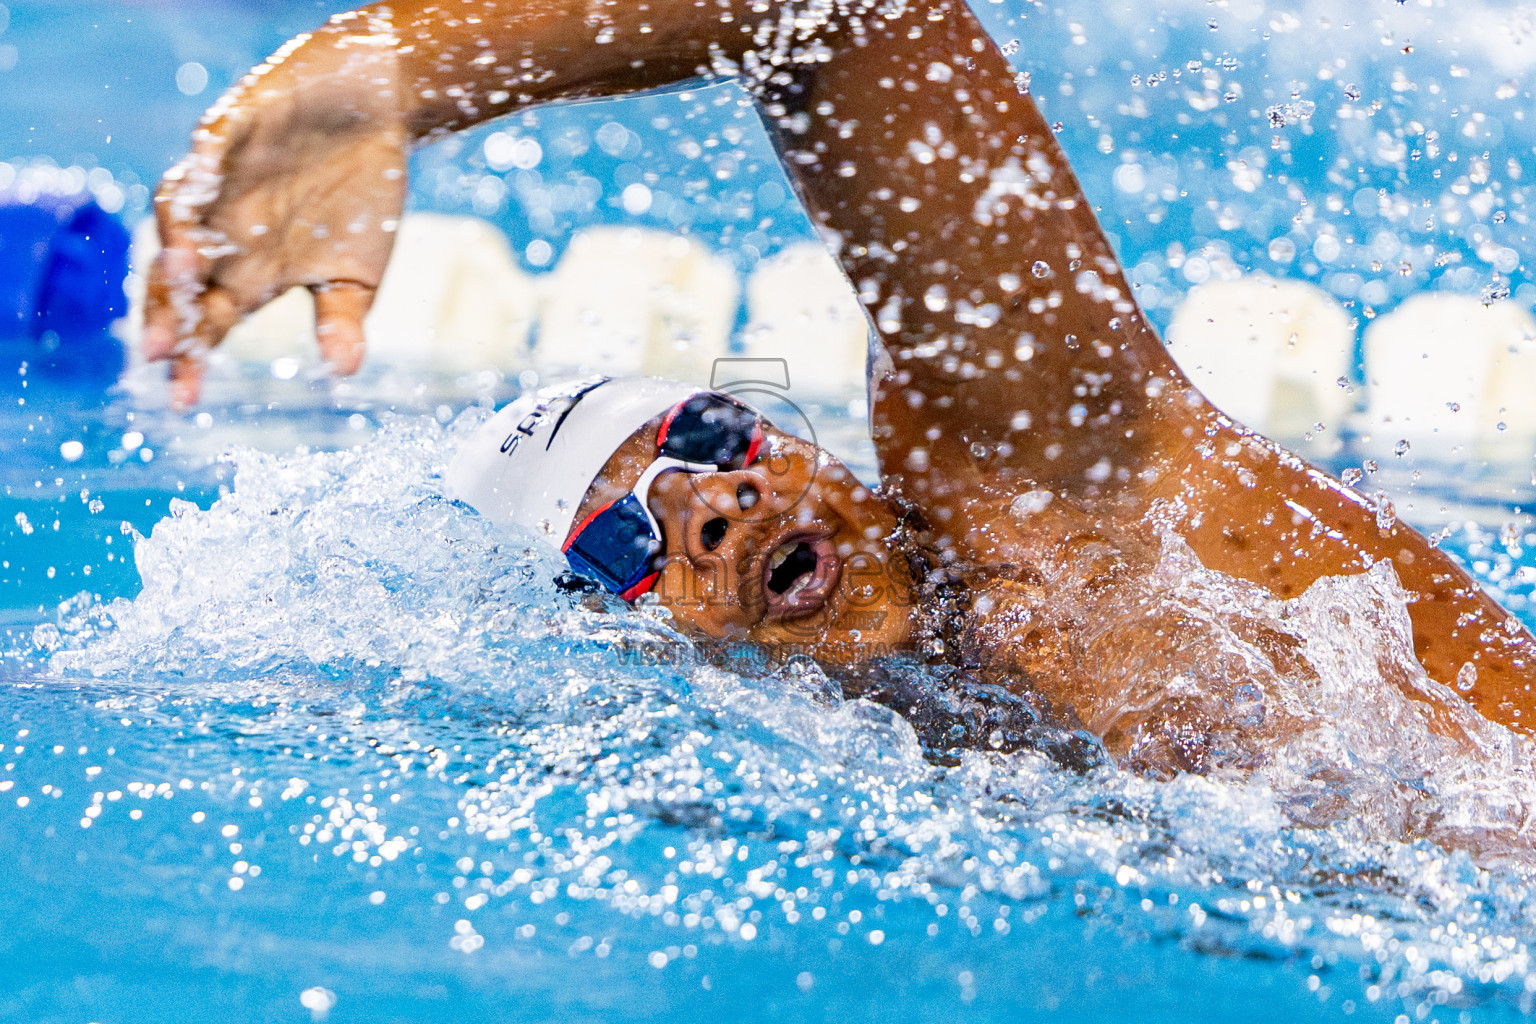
[1373,491,1396,531]
[1010,490,1053,520]
[1341,467,1363,487]
[1393,439,1410,458]
[175,61,208,97]
[1032,260,1052,278]
[300,986,337,1022]
[1457,662,1478,692]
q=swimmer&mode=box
[143,0,1536,770]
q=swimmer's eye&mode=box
[737,482,760,511]
[657,393,764,470]
[701,517,728,552]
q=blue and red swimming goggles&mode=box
[562,392,764,600]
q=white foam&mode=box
[30,414,1536,1005]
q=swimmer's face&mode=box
[572,417,915,663]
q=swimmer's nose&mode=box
[651,471,776,558]
[692,481,763,552]
[700,516,728,551]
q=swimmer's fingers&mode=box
[310,281,375,377]
[166,283,246,409]
[142,230,215,363]
[169,352,207,412]
[143,143,249,362]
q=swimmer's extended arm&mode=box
[145,0,1169,460]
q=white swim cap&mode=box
[446,376,700,546]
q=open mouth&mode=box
[761,534,840,621]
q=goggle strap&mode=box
[634,456,707,493]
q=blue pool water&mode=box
[1,385,1536,1023]
[7,0,1536,1021]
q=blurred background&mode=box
[2,0,1536,611]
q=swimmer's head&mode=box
[446,376,701,552]
[448,376,914,663]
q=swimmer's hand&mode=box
[142,13,408,407]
